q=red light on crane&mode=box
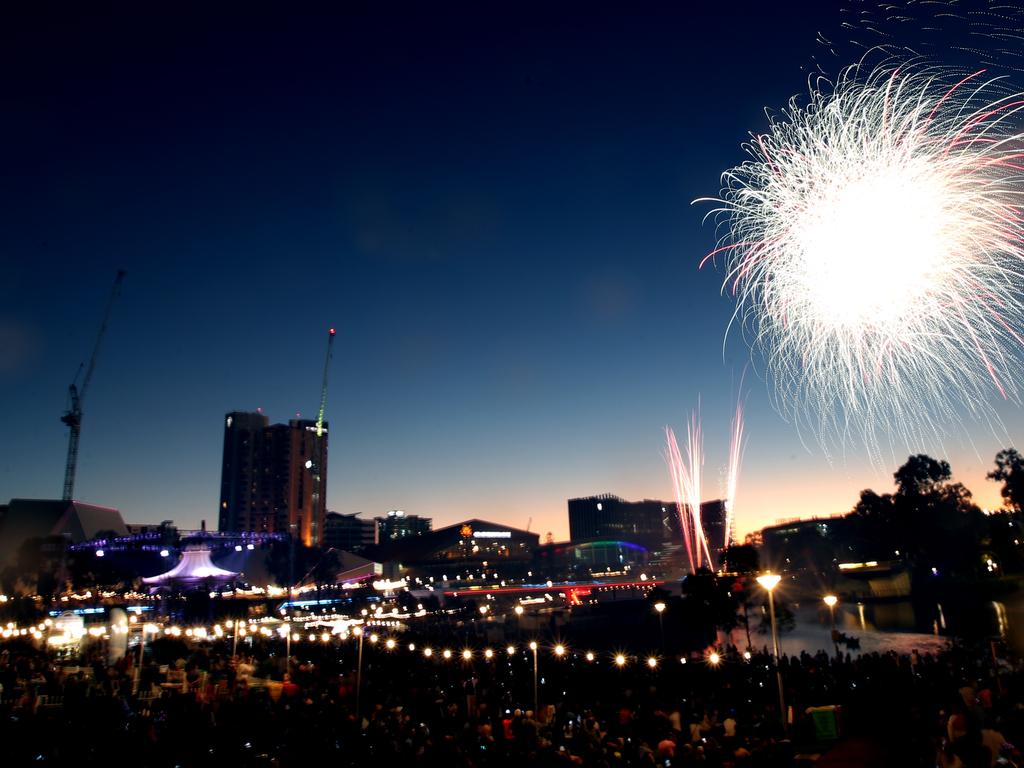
[329,328,336,335]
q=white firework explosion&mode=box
[703,63,1024,456]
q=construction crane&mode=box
[61,270,126,501]
[309,327,336,546]
[315,327,336,438]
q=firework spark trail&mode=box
[724,398,745,550]
[665,414,713,571]
[665,427,696,572]
[685,413,714,569]
[701,62,1024,456]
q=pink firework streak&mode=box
[665,414,713,572]
[724,399,745,551]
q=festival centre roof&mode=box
[0,498,128,567]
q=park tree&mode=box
[847,455,984,575]
[894,454,952,497]
[852,489,895,522]
[721,544,759,574]
[989,448,1024,514]
[682,572,741,642]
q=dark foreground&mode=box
[0,638,1020,767]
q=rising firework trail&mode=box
[701,62,1024,456]
[665,413,712,572]
[724,397,745,550]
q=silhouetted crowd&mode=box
[1,635,1022,767]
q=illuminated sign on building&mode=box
[473,530,511,539]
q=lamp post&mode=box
[284,622,292,678]
[823,595,839,658]
[756,573,786,734]
[654,602,666,649]
[231,619,240,659]
[355,626,365,720]
[136,623,153,693]
[514,605,524,640]
[529,640,538,715]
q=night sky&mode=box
[2,3,1019,541]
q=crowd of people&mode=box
[0,630,1021,767]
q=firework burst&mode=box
[702,63,1024,456]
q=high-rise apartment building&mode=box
[218,411,328,546]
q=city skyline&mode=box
[2,3,1020,543]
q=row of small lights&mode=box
[1,617,746,668]
[344,633,738,670]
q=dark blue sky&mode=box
[1,2,1015,539]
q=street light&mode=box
[529,641,539,714]
[756,573,786,734]
[354,626,365,720]
[823,595,839,658]
[136,622,157,693]
[654,601,666,648]
[284,622,292,677]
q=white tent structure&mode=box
[142,545,237,587]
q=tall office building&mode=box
[568,494,679,550]
[218,412,328,547]
[323,512,377,552]
[375,510,432,542]
[568,493,729,569]
[699,499,728,571]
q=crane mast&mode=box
[61,270,126,501]
[309,327,336,546]
[315,328,336,437]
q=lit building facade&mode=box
[365,519,538,580]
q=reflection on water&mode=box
[994,601,1009,640]
[843,591,1024,654]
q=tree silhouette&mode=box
[852,489,894,522]
[755,600,795,637]
[721,544,759,574]
[894,454,952,497]
[989,449,1024,513]
[847,455,984,576]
